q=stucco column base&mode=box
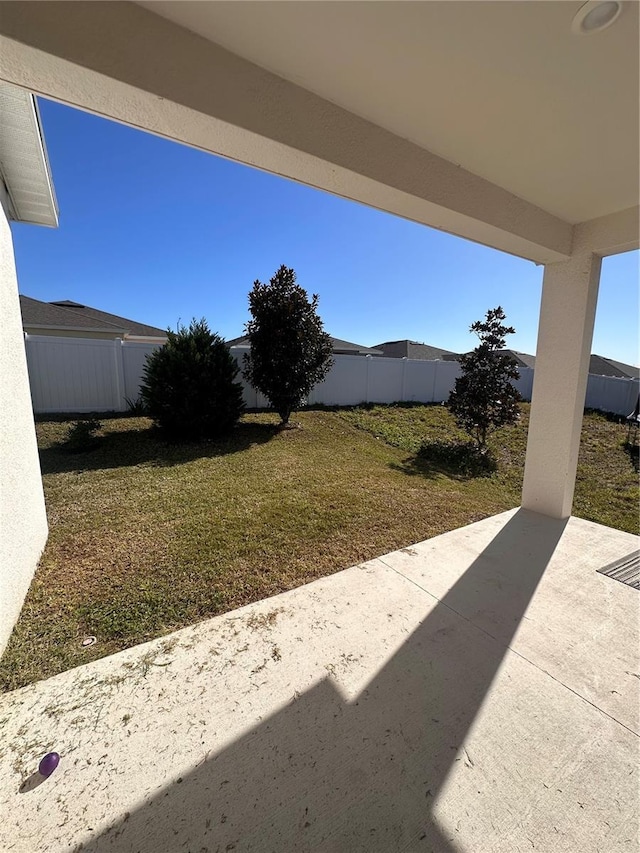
[521,253,602,518]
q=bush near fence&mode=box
[23,335,639,418]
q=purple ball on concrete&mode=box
[38,752,60,778]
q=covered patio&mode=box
[1,509,638,851]
[0,3,638,850]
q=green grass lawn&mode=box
[1,404,637,691]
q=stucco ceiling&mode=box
[139,1,639,225]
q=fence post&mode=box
[401,357,407,401]
[431,361,438,402]
[113,338,127,412]
[22,332,38,411]
[365,355,371,403]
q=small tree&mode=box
[140,319,244,441]
[243,265,333,425]
[448,306,521,449]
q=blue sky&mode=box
[12,98,639,364]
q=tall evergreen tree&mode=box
[140,319,244,441]
[448,306,521,449]
[243,265,333,425]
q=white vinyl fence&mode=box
[24,335,162,414]
[232,347,468,408]
[584,373,639,418]
[23,334,639,417]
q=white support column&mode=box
[522,252,602,518]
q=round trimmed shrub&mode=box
[140,319,244,441]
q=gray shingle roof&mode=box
[441,348,535,368]
[20,295,166,337]
[20,295,125,332]
[228,334,382,356]
[444,348,639,378]
[226,334,250,347]
[49,300,167,337]
[375,340,458,360]
[589,355,639,379]
[504,350,536,369]
[329,337,383,355]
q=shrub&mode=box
[448,306,521,449]
[417,438,497,477]
[243,265,333,425]
[63,418,102,453]
[125,396,148,416]
[140,319,244,441]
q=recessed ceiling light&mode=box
[571,1,622,35]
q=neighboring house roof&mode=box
[20,295,166,338]
[226,335,250,347]
[442,348,536,368]
[329,337,383,356]
[49,300,167,338]
[443,347,639,378]
[503,349,537,370]
[20,295,125,333]
[228,334,382,356]
[589,355,639,379]
[0,82,58,227]
[376,340,458,360]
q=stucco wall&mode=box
[0,187,48,656]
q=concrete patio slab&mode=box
[378,510,640,732]
[0,509,638,853]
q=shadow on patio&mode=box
[77,510,566,852]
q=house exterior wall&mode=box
[0,188,48,656]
